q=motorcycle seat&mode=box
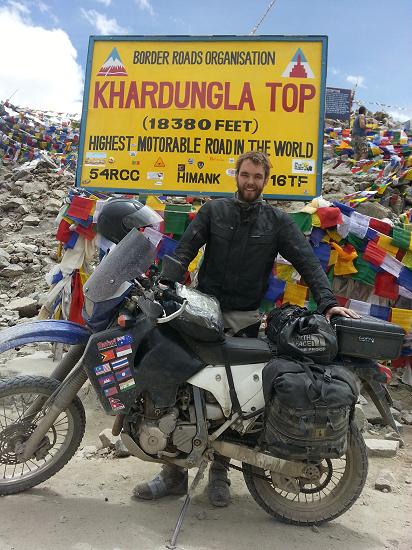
[183,334,276,365]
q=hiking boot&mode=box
[132,464,188,500]
[208,459,231,507]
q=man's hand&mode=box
[325,306,360,321]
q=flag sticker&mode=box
[116,344,132,357]
[108,397,126,410]
[94,363,112,376]
[104,386,118,397]
[98,374,115,387]
[101,349,116,362]
[119,379,135,392]
[97,338,117,351]
[116,334,133,346]
[111,357,129,370]
[115,367,132,382]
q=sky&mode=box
[0,0,411,121]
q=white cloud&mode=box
[135,0,155,16]
[329,66,340,76]
[0,6,83,113]
[346,75,366,89]
[95,0,112,6]
[81,8,127,34]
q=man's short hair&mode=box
[236,151,270,180]
[359,106,366,115]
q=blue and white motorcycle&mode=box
[0,200,400,546]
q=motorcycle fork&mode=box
[19,355,88,462]
[356,367,404,446]
[23,344,87,419]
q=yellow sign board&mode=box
[77,36,327,199]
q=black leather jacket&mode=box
[174,197,338,313]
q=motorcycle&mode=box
[0,213,401,548]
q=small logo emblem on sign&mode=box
[197,161,204,169]
[97,47,127,77]
[292,159,315,174]
[154,157,165,167]
[282,48,314,79]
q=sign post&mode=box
[325,87,352,122]
[76,35,327,200]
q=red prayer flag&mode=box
[75,223,96,241]
[363,241,386,267]
[68,271,85,325]
[369,218,392,235]
[335,295,349,307]
[374,272,399,300]
[67,196,94,221]
[56,219,72,243]
[316,207,343,229]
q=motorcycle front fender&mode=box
[0,320,90,354]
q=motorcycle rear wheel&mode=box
[0,376,86,496]
[243,423,368,525]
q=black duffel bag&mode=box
[265,304,338,363]
[262,356,359,461]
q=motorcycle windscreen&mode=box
[84,228,156,303]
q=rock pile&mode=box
[0,158,73,327]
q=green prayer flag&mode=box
[350,253,377,286]
[260,299,275,314]
[347,234,366,252]
[392,226,411,250]
[308,292,317,312]
[290,212,313,233]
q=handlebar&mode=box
[157,299,188,324]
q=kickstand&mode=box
[166,460,208,550]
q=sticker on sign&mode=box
[292,159,316,174]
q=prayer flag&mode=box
[374,272,399,300]
[391,308,412,333]
[316,207,343,229]
[283,282,307,307]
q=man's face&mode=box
[236,159,268,202]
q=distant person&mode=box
[351,106,368,161]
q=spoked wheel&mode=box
[243,423,368,525]
[0,376,86,495]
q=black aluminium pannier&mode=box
[262,356,359,462]
[330,314,404,360]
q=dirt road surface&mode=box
[0,353,411,550]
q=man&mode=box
[352,106,368,161]
[133,151,358,507]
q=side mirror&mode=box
[161,255,185,282]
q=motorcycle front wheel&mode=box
[0,376,86,496]
[243,423,368,525]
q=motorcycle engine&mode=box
[138,409,178,455]
[135,389,199,456]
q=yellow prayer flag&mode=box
[334,258,358,276]
[188,250,203,273]
[283,282,307,307]
[391,308,412,333]
[312,213,321,227]
[402,250,412,269]
[326,229,342,243]
[378,235,399,256]
[145,195,165,212]
[276,264,295,282]
[328,249,338,266]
